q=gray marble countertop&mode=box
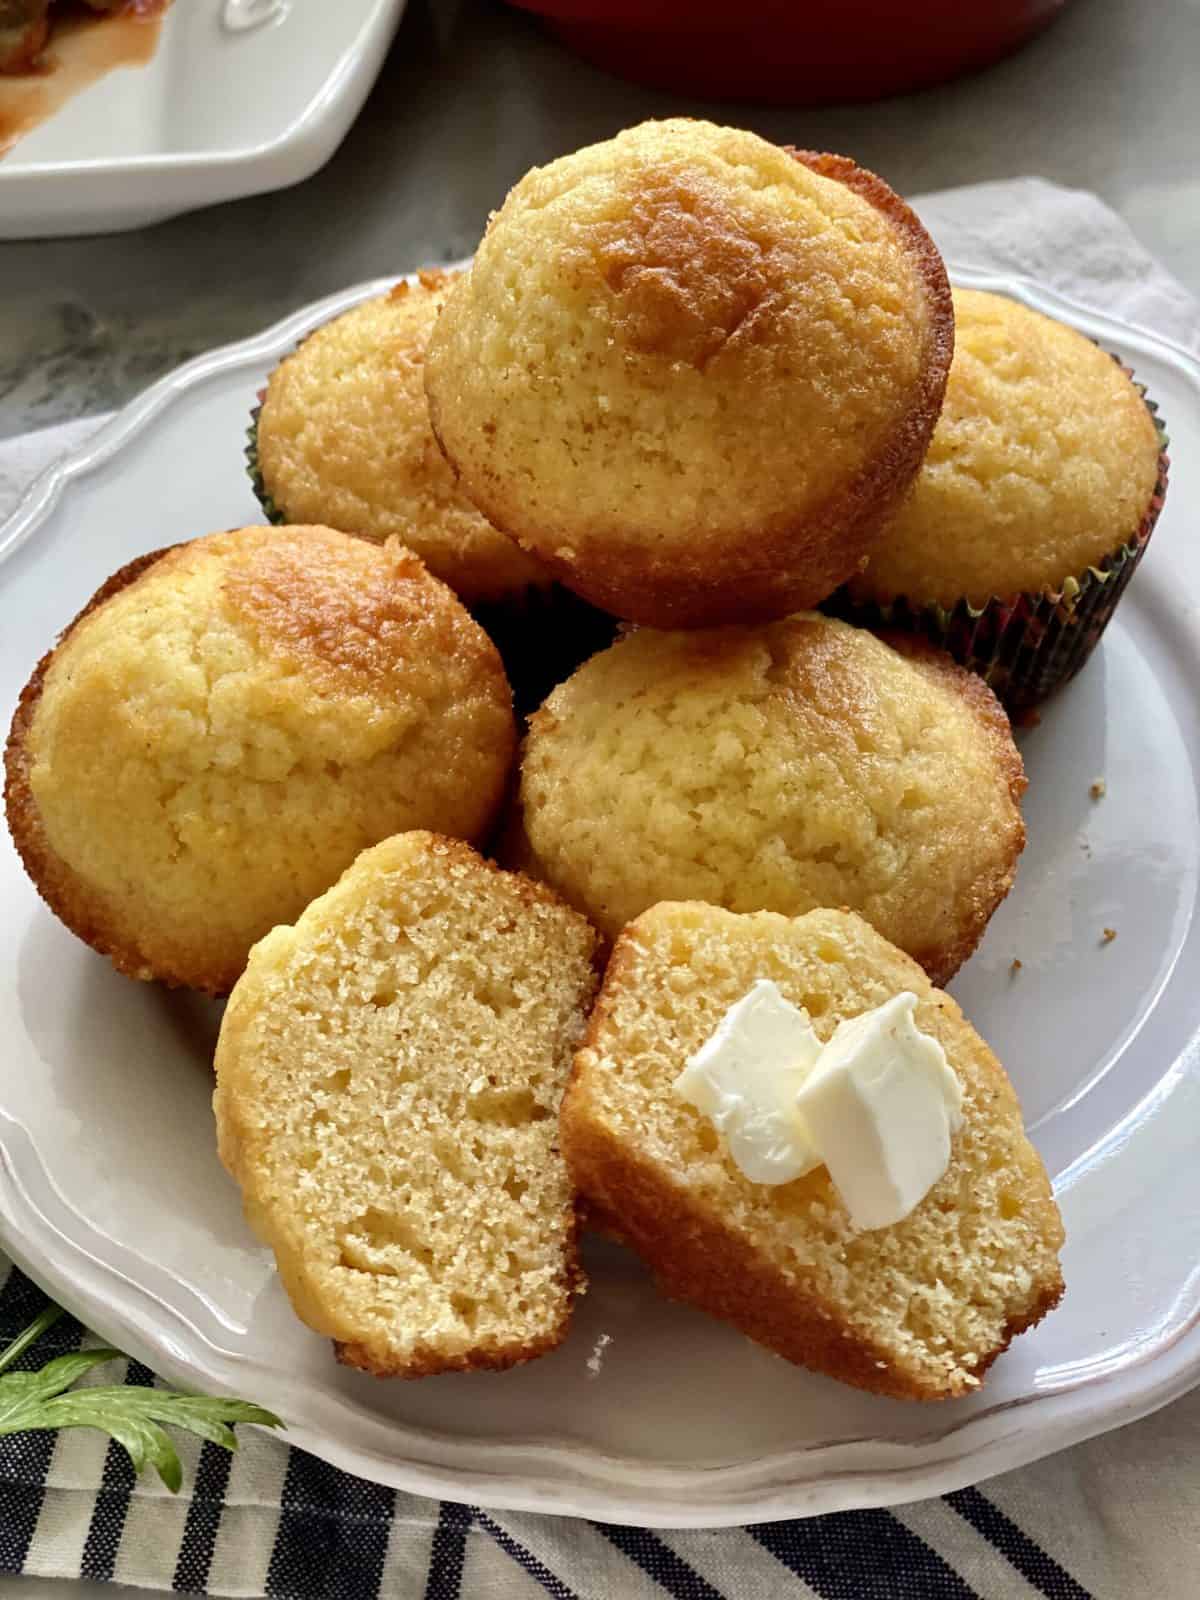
[1,0,1199,442]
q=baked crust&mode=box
[564,1111,1061,1400]
[427,130,954,629]
[561,911,1064,1401]
[254,270,551,606]
[5,546,180,986]
[517,616,1024,986]
[847,287,1164,609]
[5,531,516,995]
[333,1221,588,1379]
[879,632,1027,985]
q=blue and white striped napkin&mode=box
[2,179,1198,1599]
[6,1252,1200,1599]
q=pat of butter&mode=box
[795,992,964,1229]
[673,979,823,1184]
[675,984,963,1230]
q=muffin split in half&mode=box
[215,831,599,1377]
[562,902,1064,1400]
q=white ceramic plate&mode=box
[1,268,1198,1527]
[0,0,406,239]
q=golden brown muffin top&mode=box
[426,119,952,627]
[255,272,549,605]
[6,526,515,993]
[517,613,1024,984]
[853,289,1163,608]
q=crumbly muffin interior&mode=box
[565,903,1063,1397]
[256,275,548,605]
[855,287,1163,606]
[215,832,598,1374]
[519,614,1024,981]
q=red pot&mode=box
[506,0,1072,105]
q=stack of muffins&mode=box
[5,117,1168,1400]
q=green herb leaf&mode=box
[0,1348,124,1426]
[0,1302,283,1490]
[0,1303,64,1375]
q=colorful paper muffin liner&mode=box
[245,400,284,527]
[822,369,1169,718]
[245,402,617,716]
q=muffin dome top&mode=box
[426,119,952,627]
[7,526,515,992]
[254,273,548,605]
[853,288,1163,608]
[518,614,1024,984]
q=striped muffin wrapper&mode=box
[246,313,331,524]
[823,370,1169,717]
[246,400,286,526]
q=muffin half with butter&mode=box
[426,119,954,628]
[562,902,1064,1400]
[4,526,516,994]
[831,288,1168,712]
[249,271,616,710]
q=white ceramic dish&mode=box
[0,0,406,239]
[1,268,1198,1527]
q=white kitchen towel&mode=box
[1,177,1198,1600]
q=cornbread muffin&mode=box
[215,831,599,1377]
[838,289,1168,710]
[252,273,549,607]
[5,527,515,994]
[251,272,618,710]
[562,903,1064,1400]
[426,119,953,627]
[853,290,1162,607]
[517,614,1025,983]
